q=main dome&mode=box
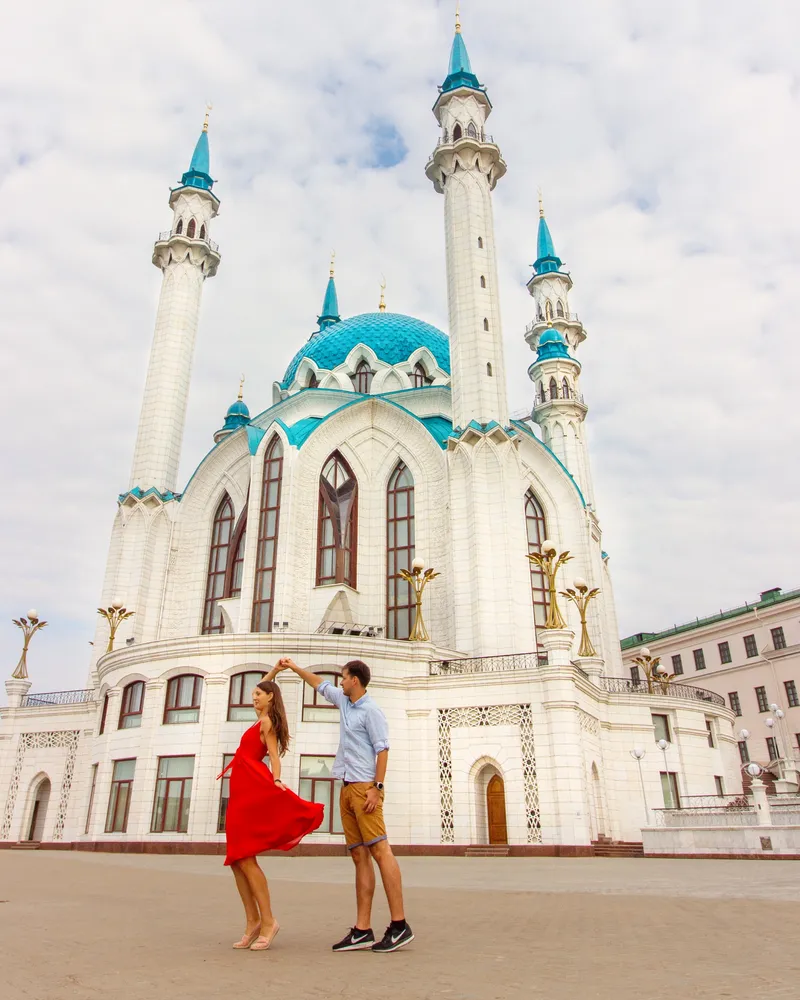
[281,312,451,388]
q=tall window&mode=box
[466,121,477,138]
[744,634,758,658]
[228,671,263,721]
[718,641,732,664]
[453,123,462,141]
[480,275,486,288]
[660,772,680,809]
[766,736,780,761]
[630,665,641,686]
[202,495,235,634]
[785,680,799,708]
[386,462,415,640]
[151,756,194,833]
[199,223,206,240]
[252,436,284,632]
[164,675,203,724]
[652,713,671,743]
[229,518,247,599]
[217,753,235,833]
[477,236,484,248]
[772,626,787,650]
[728,691,742,716]
[755,686,769,712]
[186,218,196,238]
[705,719,715,748]
[352,361,373,393]
[714,776,724,797]
[483,318,489,331]
[302,672,342,722]
[549,376,558,400]
[98,694,109,734]
[175,218,183,235]
[317,452,358,588]
[118,681,145,729]
[738,740,750,764]
[299,756,344,835]
[561,377,570,399]
[411,363,429,388]
[307,371,319,388]
[671,654,684,675]
[545,300,553,321]
[105,759,135,833]
[556,300,565,317]
[84,763,98,834]
[693,648,706,670]
[524,490,548,628]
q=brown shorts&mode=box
[340,782,387,851]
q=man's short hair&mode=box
[343,659,371,688]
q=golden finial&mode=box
[329,249,336,279]
[455,2,462,34]
[203,102,212,132]
[238,373,245,401]
[538,187,544,218]
[379,276,387,313]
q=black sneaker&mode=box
[371,923,414,953]
[332,927,375,952]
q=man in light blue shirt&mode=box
[277,657,413,954]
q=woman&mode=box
[221,678,324,951]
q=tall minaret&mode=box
[425,10,508,429]
[128,113,221,494]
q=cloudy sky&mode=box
[2,0,798,696]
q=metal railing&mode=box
[525,316,581,335]
[534,388,586,405]
[21,689,96,707]
[156,230,219,252]
[598,676,725,707]
[315,621,384,638]
[437,131,494,146]
[429,651,547,676]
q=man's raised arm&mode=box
[278,658,323,689]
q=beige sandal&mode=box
[232,928,260,949]
[250,923,280,951]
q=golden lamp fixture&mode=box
[526,540,572,629]
[399,559,440,642]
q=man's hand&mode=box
[278,657,299,672]
[363,786,381,814]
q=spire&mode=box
[317,252,340,330]
[378,276,387,312]
[180,107,214,192]
[442,6,482,94]
[533,197,563,275]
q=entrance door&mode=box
[26,778,51,842]
[486,774,508,845]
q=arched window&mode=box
[556,300,565,318]
[453,123,463,141]
[486,362,493,376]
[537,303,544,321]
[199,223,206,240]
[537,380,544,404]
[561,377,571,399]
[307,371,319,388]
[483,318,489,331]
[411,362,429,388]
[317,452,358,588]
[202,495,235,634]
[118,681,145,729]
[545,301,553,321]
[525,490,549,628]
[251,436,284,632]
[175,219,183,235]
[466,121,477,138]
[186,218,196,239]
[352,361,373,394]
[163,674,203,724]
[480,275,486,288]
[227,514,247,599]
[549,377,558,400]
[228,670,264,721]
[478,237,484,248]
[386,462,415,639]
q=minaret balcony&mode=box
[525,316,586,351]
[435,131,495,147]
[534,386,585,407]
[157,229,219,253]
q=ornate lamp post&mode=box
[560,577,600,656]
[97,599,135,653]
[630,747,650,824]
[399,559,440,642]
[11,610,48,679]
[527,539,572,629]
[631,646,676,694]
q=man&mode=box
[276,657,413,953]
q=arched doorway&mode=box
[26,778,51,842]
[486,774,508,845]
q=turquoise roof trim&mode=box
[318,276,340,329]
[246,425,266,456]
[442,31,483,93]
[276,416,325,449]
[281,312,450,388]
[533,215,562,275]
[180,129,214,192]
[510,420,586,507]
[118,486,181,504]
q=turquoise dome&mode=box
[536,327,571,361]
[226,399,249,419]
[281,312,451,388]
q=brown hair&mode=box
[343,659,371,688]
[256,680,291,756]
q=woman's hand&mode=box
[274,779,287,792]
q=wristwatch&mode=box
[373,781,384,791]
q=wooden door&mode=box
[486,775,508,845]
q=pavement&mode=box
[1,851,799,999]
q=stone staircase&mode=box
[10,841,41,850]
[592,837,644,858]
[464,846,511,858]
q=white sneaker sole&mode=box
[332,939,375,952]
[373,932,415,953]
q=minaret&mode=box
[425,10,508,429]
[316,252,340,331]
[128,112,221,494]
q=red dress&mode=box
[222,722,324,865]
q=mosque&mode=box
[0,17,739,853]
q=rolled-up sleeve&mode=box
[365,704,390,754]
[318,680,345,708]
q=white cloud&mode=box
[1,0,798,694]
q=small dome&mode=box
[281,312,450,388]
[539,327,566,346]
[226,399,250,419]
[536,326,571,362]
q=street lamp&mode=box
[560,577,601,657]
[398,559,440,642]
[97,598,135,654]
[630,747,650,824]
[632,646,675,694]
[11,610,48,679]
[527,539,572,629]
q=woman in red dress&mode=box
[221,678,324,951]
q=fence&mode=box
[21,689,96,707]
[429,651,546,676]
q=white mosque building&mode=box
[0,20,741,855]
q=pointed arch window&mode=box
[525,489,549,628]
[453,123,463,141]
[478,237,484,249]
[186,218,196,239]
[386,462,415,639]
[307,371,319,388]
[411,362,430,388]
[175,219,183,235]
[545,301,553,321]
[556,300,565,318]
[251,436,284,632]
[466,121,477,139]
[549,377,558,400]
[202,495,235,634]
[228,514,247,599]
[486,362,493,376]
[537,380,545,404]
[561,377,571,399]
[483,318,489,331]
[352,361,373,394]
[199,223,206,240]
[317,452,358,588]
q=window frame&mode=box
[251,436,284,632]
[84,763,99,835]
[163,674,203,725]
[771,626,787,651]
[766,736,780,761]
[217,753,235,833]
[784,680,799,709]
[202,494,236,635]
[150,755,195,833]
[693,648,706,671]
[352,360,373,394]
[386,462,415,640]
[118,681,145,730]
[105,758,136,834]
[660,771,681,809]
[298,754,344,835]
[718,641,732,664]
[671,654,683,676]
[652,713,671,743]
[755,685,769,713]
[744,634,758,658]
[630,665,641,686]
[524,489,549,629]
[227,671,264,722]
[705,719,715,748]
[98,694,110,735]
[316,451,358,589]
[302,672,342,723]
[738,740,750,764]
[728,691,742,716]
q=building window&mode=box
[785,680,799,708]
[705,719,715,748]
[105,759,136,834]
[252,436,284,632]
[229,517,247,599]
[302,673,342,723]
[766,736,780,761]
[386,462,415,640]
[744,634,758,658]
[772,626,787,651]
[411,362,429,388]
[164,675,203,724]
[477,237,484,249]
[307,371,319,388]
[316,451,358,588]
[652,713,671,743]
[660,772,680,809]
[352,361,373,393]
[480,275,486,288]
[671,654,683,675]
[714,776,724,797]
[299,756,344,835]
[693,648,706,671]
[186,218,196,239]
[217,753,235,833]
[228,671,264,722]
[755,686,769,713]
[453,123,463,141]
[728,691,742,716]
[151,756,194,833]
[738,741,750,764]
[466,121,477,138]
[118,681,145,729]
[202,494,235,634]
[549,376,558,400]
[84,763,98,835]
[630,665,641,686]
[796,734,800,755]
[561,377,570,399]
[556,300,565,318]
[98,694,109,735]
[483,318,489,331]
[175,218,183,235]
[199,223,206,240]
[486,362,493,376]
[718,641,731,664]
[545,301,553,321]
[524,489,549,628]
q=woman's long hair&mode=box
[256,680,290,757]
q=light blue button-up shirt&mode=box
[318,681,390,782]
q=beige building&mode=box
[622,586,800,787]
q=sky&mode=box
[1,0,799,696]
